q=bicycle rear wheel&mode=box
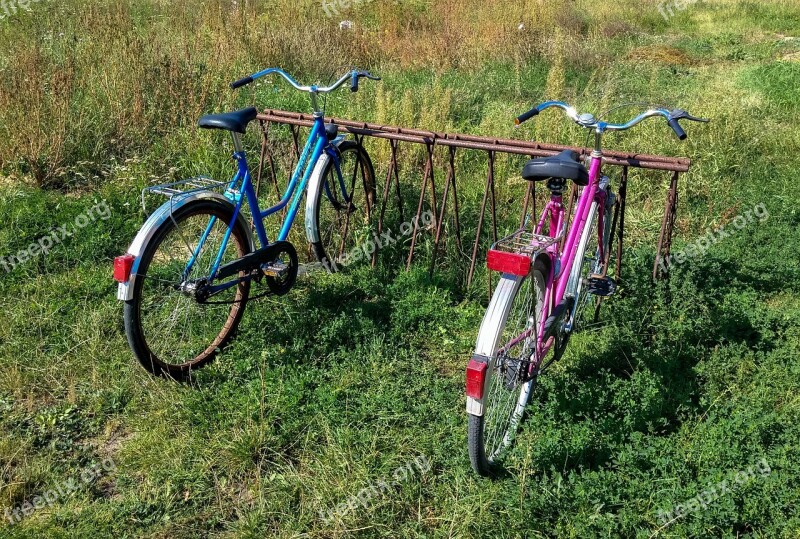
[468,260,547,476]
[123,199,251,380]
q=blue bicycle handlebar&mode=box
[516,100,709,140]
[230,68,380,94]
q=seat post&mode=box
[230,132,244,154]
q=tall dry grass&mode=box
[0,0,669,186]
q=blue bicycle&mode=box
[114,68,380,379]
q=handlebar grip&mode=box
[350,71,359,93]
[515,107,539,125]
[230,76,254,90]
[668,118,687,140]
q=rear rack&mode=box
[141,176,234,214]
[487,229,561,277]
[492,230,559,256]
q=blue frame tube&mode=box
[184,115,341,288]
[257,119,324,221]
[199,116,329,282]
[278,129,327,241]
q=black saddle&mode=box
[198,107,258,134]
[522,150,589,186]
[325,123,339,139]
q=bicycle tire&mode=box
[568,186,614,329]
[468,259,548,476]
[124,199,251,380]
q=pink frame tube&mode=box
[555,156,602,302]
[497,154,604,367]
[535,154,603,361]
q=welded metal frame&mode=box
[255,109,691,287]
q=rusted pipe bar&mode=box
[289,125,301,161]
[604,197,620,279]
[430,147,457,276]
[255,121,268,200]
[426,141,439,236]
[258,120,286,216]
[615,166,629,282]
[488,151,498,244]
[406,141,437,270]
[467,151,496,288]
[447,133,690,166]
[487,151,498,300]
[449,147,464,257]
[377,139,398,235]
[262,110,691,168]
[257,112,691,173]
[374,139,400,267]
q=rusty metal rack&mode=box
[254,109,691,288]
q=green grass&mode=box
[2,0,800,537]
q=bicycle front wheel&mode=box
[468,260,547,476]
[568,186,614,330]
[123,199,251,380]
[308,141,376,272]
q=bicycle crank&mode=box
[215,240,295,281]
[261,242,298,296]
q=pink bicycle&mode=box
[466,101,708,476]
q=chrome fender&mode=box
[466,252,551,416]
[304,136,346,245]
[116,191,254,301]
[466,274,524,416]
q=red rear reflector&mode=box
[466,359,488,399]
[487,250,531,277]
[113,254,135,283]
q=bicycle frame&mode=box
[467,100,706,473]
[186,115,346,293]
[529,153,607,362]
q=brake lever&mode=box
[671,109,710,123]
[358,70,382,81]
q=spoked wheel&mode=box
[124,199,251,380]
[468,260,547,476]
[309,140,376,272]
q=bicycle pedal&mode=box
[586,275,617,297]
[262,260,290,278]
